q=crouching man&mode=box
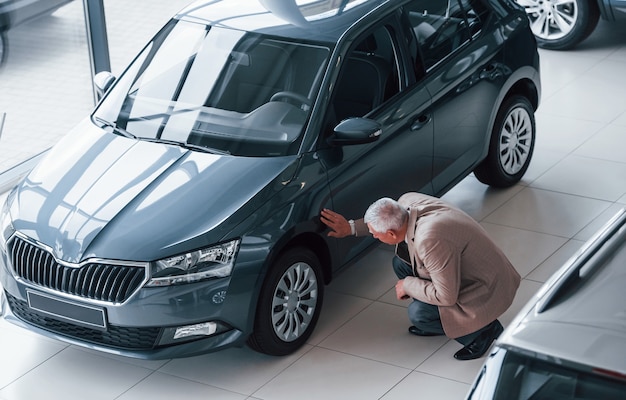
[321,193,520,360]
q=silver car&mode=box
[466,208,626,399]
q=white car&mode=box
[466,208,626,399]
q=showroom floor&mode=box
[1,12,626,400]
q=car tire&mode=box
[473,95,535,188]
[519,0,600,50]
[247,247,324,356]
[0,32,7,67]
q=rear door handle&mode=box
[411,113,431,131]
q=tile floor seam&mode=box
[133,368,249,399]
[479,187,615,230]
[372,369,415,400]
[111,369,158,400]
[310,343,418,372]
[246,344,317,399]
[0,344,66,392]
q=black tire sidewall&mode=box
[248,247,323,356]
[475,95,535,188]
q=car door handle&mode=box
[480,62,508,80]
[411,113,431,131]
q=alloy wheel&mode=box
[518,0,578,41]
[270,261,319,342]
[499,107,533,175]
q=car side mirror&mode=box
[93,71,116,99]
[327,117,382,146]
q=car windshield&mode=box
[469,348,626,400]
[94,19,330,156]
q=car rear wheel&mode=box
[473,95,535,188]
[517,0,599,50]
[247,247,323,356]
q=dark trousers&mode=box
[392,255,495,346]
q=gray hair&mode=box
[363,197,408,233]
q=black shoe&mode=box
[408,326,444,337]
[453,320,504,361]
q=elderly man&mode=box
[321,192,520,360]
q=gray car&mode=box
[0,0,73,65]
[466,208,626,399]
[0,0,541,358]
[516,0,626,49]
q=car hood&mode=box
[10,119,296,263]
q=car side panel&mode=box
[427,27,506,194]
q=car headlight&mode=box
[145,239,240,287]
[0,196,15,252]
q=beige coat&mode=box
[357,193,520,338]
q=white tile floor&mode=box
[1,17,626,400]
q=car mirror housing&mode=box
[327,117,382,146]
[93,70,116,98]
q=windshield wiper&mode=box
[183,142,230,155]
[140,137,230,155]
[94,116,137,139]
[93,117,229,154]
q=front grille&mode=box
[9,236,146,303]
[6,291,161,350]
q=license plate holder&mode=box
[27,290,106,330]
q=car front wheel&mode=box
[474,95,535,188]
[517,0,599,50]
[247,247,323,356]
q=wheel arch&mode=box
[265,231,333,286]
[479,72,539,162]
[245,232,331,355]
[505,77,540,112]
[473,92,536,187]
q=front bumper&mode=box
[0,276,250,359]
[0,237,267,359]
[0,287,245,359]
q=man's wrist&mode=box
[348,219,356,236]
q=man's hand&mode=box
[320,209,352,238]
[395,279,410,300]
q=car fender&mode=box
[219,153,334,334]
[227,205,332,335]
[478,64,540,161]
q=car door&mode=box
[317,19,434,263]
[405,0,504,194]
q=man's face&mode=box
[367,223,403,245]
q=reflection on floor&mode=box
[1,13,626,400]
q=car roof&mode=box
[175,0,391,44]
[500,208,626,375]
